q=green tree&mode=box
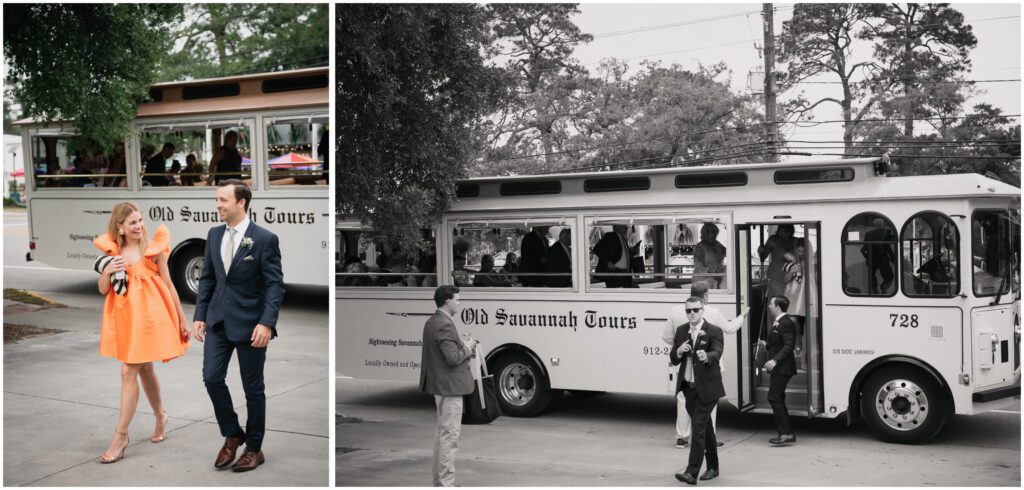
[158,4,328,82]
[337,4,508,255]
[779,4,877,154]
[3,4,182,149]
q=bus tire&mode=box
[172,244,205,304]
[860,366,948,444]
[491,351,557,417]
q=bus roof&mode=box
[449,157,1020,213]
[14,67,328,126]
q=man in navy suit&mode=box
[193,179,285,472]
[671,296,725,484]
[765,295,798,445]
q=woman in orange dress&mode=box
[94,202,190,463]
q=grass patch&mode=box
[3,288,56,306]
[4,323,66,344]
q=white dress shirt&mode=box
[221,217,250,271]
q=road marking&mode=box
[990,409,1020,414]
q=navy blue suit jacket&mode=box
[193,222,285,343]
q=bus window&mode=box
[265,115,329,187]
[972,210,1018,297]
[901,212,960,297]
[842,213,898,297]
[138,122,252,187]
[588,218,728,290]
[337,227,437,287]
[452,223,572,288]
[29,134,126,189]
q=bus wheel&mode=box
[172,244,205,304]
[492,352,557,417]
[860,366,948,444]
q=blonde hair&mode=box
[107,201,149,252]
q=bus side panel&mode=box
[336,298,427,381]
[27,196,328,286]
[336,296,734,397]
[823,305,964,415]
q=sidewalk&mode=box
[4,291,329,487]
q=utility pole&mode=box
[762,3,778,162]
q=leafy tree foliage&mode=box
[337,4,508,255]
[479,4,593,168]
[859,3,977,138]
[3,4,182,149]
[158,4,328,81]
[779,4,876,153]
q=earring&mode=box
[119,229,124,235]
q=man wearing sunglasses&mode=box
[670,297,725,485]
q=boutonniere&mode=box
[697,330,707,338]
[241,237,254,249]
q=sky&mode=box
[571,3,1021,162]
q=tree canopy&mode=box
[3,4,182,149]
[336,4,509,255]
[157,4,328,81]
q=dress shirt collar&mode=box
[773,312,786,325]
[228,217,251,237]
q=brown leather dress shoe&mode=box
[231,450,265,472]
[215,432,246,469]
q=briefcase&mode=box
[462,343,501,424]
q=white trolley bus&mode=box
[17,68,330,300]
[337,157,1020,443]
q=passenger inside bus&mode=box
[758,224,797,297]
[593,224,633,288]
[143,142,174,186]
[545,229,572,287]
[693,223,727,289]
[473,254,511,287]
[520,226,550,287]
[210,130,242,184]
[501,252,520,286]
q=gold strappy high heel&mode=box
[99,431,129,464]
[151,410,169,443]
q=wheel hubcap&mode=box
[874,378,929,431]
[185,256,204,296]
[499,362,536,407]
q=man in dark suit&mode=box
[519,226,549,287]
[861,218,896,294]
[593,225,632,288]
[765,295,798,445]
[143,142,174,186]
[193,180,285,472]
[544,228,572,288]
[420,285,478,487]
[671,296,725,484]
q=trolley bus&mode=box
[17,67,330,300]
[337,157,1020,443]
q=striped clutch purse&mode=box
[93,255,128,296]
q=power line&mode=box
[795,79,1020,85]
[801,153,1020,160]
[592,10,763,39]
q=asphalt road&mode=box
[337,377,1020,487]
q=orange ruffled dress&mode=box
[94,224,189,364]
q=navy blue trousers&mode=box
[203,323,267,452]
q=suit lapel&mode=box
[226,224,257,277]
[212,225,227,277]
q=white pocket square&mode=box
[243,255,255,261]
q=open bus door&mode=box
[736,222,824,417]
